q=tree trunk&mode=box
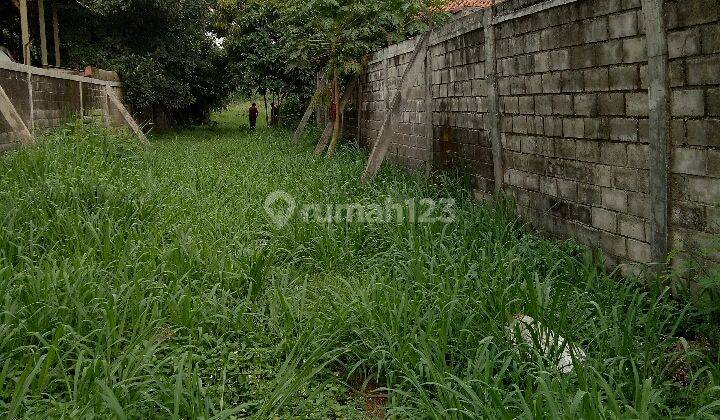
[271,92,276,125]
[316,72,325,126]
[326,66,341,158]
[263,93,269,126]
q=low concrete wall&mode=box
[0,61,125,151]
[351,0,720,271]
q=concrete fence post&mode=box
[20,0,30,66]
[52,0,61,67]
[483,9,503,194]
[38,0,49,67]
[384,55,390,112]
[102,87,110,127]
[424,41,433,177]
[26,70,34,132]
[79,81,84,118]
[641,0,671,267]
[362,31,432,184]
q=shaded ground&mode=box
[0,106,718,418]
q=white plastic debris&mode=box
[507,314,586,373]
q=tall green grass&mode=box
[0,113,718,418]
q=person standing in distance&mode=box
[249,103,259,130]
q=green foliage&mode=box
[60,0,230,125]
[214,0,450,120]
[0,2,21,62]
[218,2,314,99]
[279,0,448,77]
[669,237,720,347]
[1,0,448,127]
[0,114,718,417]
[1,0,230,125]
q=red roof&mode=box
[445,0,501,12]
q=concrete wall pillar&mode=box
[79,81,84,118]
[38,0,49,67]
[424,42,433,177]
[484,9,503,194]
[384,56,390,111]
[26,71,34,132]
[19,0,30,66]
[641,0,671,267]
[52,0,61,67]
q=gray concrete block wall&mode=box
[342,90,360,144]
[497,0,653,268]
[357,38,431,171]
[0,66,121,147]
[32,75,82,131]
[430,28,495,194]
[352,0,720,270]
[82,82,110,123]
[359,59,390,147]
[387,47,429,170]
[354,18,495,189]
[665,0,720,267]
[0,69,31,147]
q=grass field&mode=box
[0,104,718,418]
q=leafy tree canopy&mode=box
[64,0,231,125]
[215,0,315,103]
[1,0,450,128]
[273,0,448,156]
[1,0,231,125]
[279,0,448,78]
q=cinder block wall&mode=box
[665,0,720,271]
[30,75,83,130]
[495,0,654,267]
[0,63,125,151]
[359,38,433,171]
[351,0,720,270]
[430,21,494,191]
[0,68,32,151]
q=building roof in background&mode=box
[445,0,502,12]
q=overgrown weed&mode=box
[0,114,718,418]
